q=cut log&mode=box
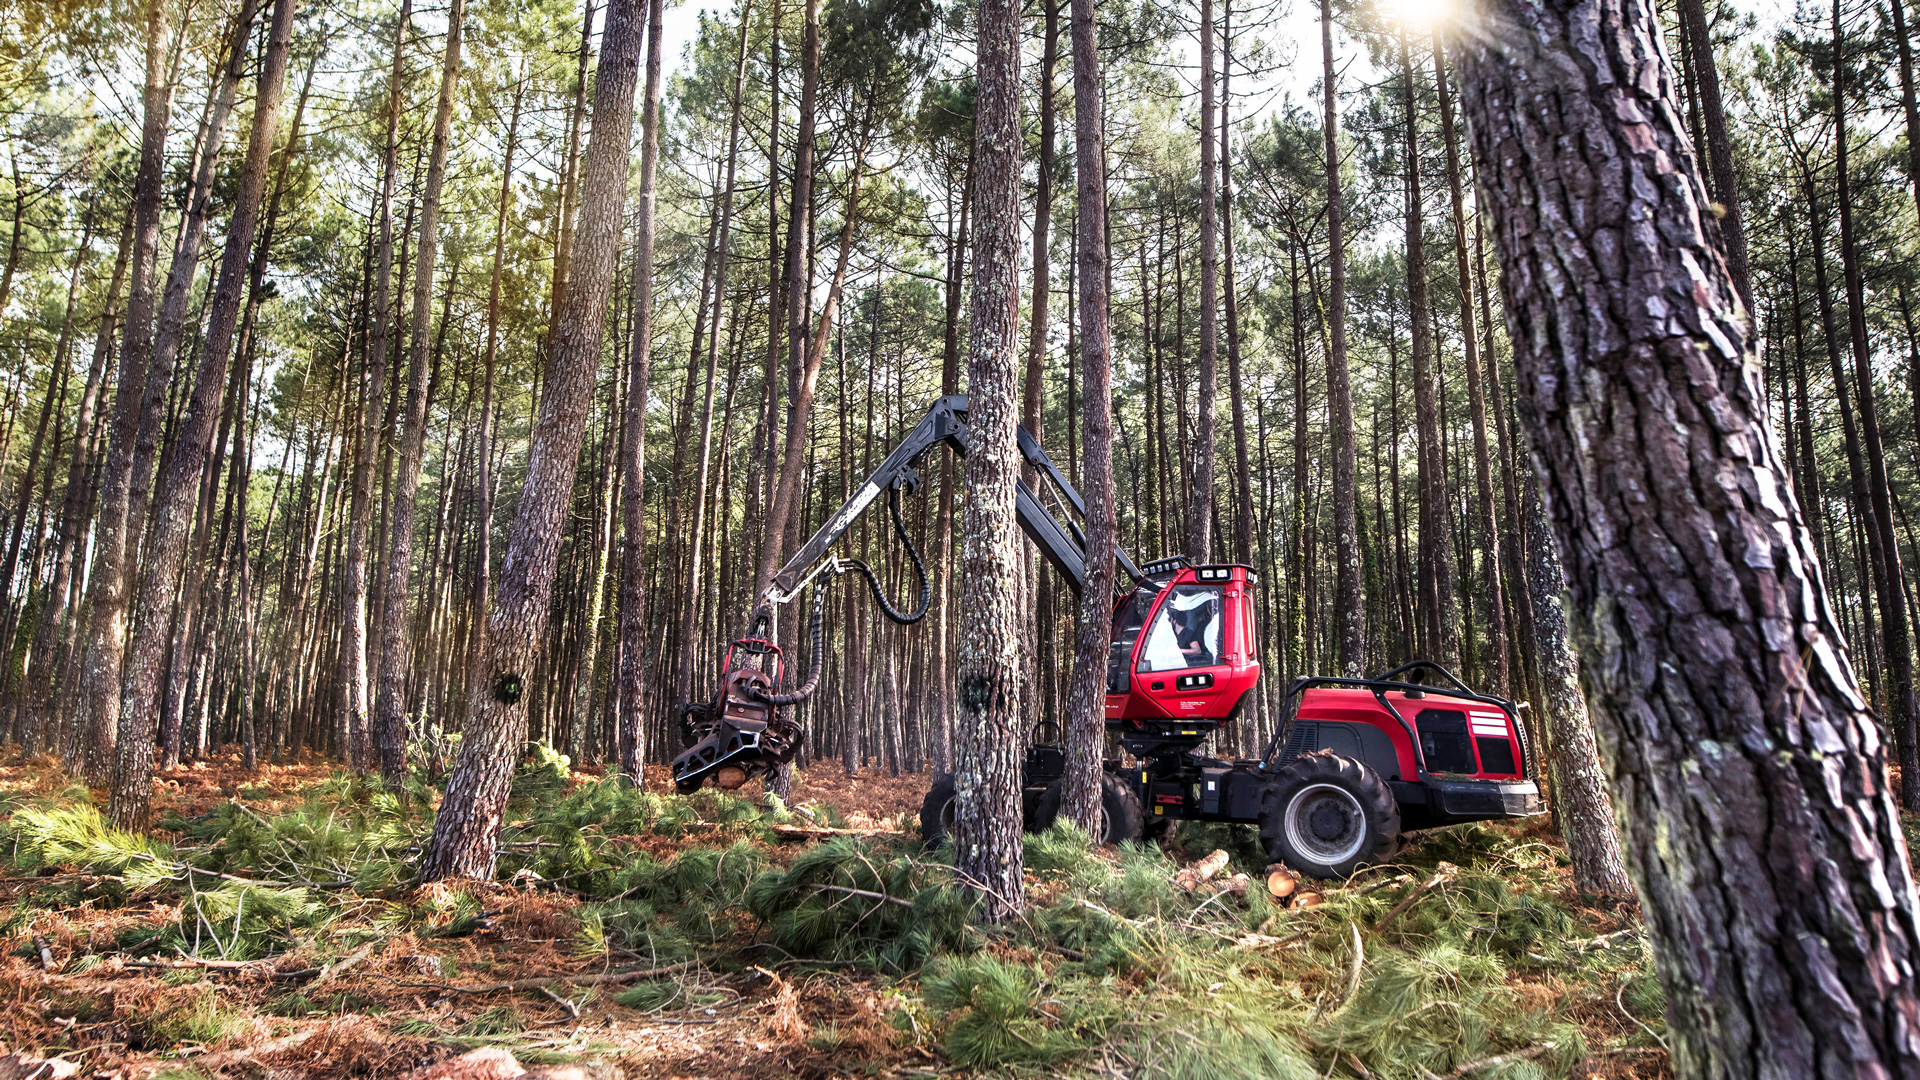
[1294,892,1325,908]
[1194,848,1232,881]
[1211,872,1251,897]
[1266,866,1298,900]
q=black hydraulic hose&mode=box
[843,485,931,625]
[752,584,828,706]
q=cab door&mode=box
[1132,582,1228,719]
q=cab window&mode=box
[1107,582,1160,693]
[1137,585,1223,672]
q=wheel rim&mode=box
[1285,783,1367,865]
[938,796,957,834]
[1097,801,1113,842]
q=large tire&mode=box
[1032,772,1144,845]
[920,773,958,848]
[1260,751,1400,879]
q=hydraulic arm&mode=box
[671,395,1140,793]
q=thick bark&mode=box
[953,0,1025,922]
[1832,0,1920,811]
[1061,0,1113,836]
[617,0,664,783]
[74,0,174,783]
[1189,0,1216,564]
[110,0,297,827]
[342,0,412,773]
[1433,41,1506,691]
[1455,0,1920,1073]
[422,0,643,880]
[374,0,466,785]
[1675,0,1751,316]
[1320,0,1364,674]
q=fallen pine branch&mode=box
[808,883,914,908]
[770,824,904,841]
[375,959,700,994]
[1370,862,1459,934]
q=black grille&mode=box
[1279,722,1318,763]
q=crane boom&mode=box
[671,395,1139,793]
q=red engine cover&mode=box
[1293,686,1524,780]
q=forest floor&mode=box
[0,750,1682,1080]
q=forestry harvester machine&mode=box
[670,396,1544,878]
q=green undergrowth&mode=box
[2,766,1662,1078]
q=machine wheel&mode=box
[1032,773,1144,845]
[1260,751,1400,879]
[920,774,958,849]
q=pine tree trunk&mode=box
[1189,0,1217,564]
[1521,473,1631,896]
[675,1,752,710]
[1455,0,1920,1070]
[422,0,644,879]
[341,0,412,773]
[1061,0,1115,836]
[1221,4,1252,569]
[30,210,128,755]
[1894,0,1920,225]
[617,0,664,783]
[953,0,1026,922]
[1832,0,1920,810]
[751,0,822,610]
[1676,0,1751,314]
[110,0,298,827]
[374,0,465,785]
[74,0,175,783]
[1432,41,1507,691]
[1402,32,1456,673]
[1320,0,1364,674]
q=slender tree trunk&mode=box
[675,0,753,708]
[1222,4,1251,568]
[469,75,524,709]
[1402,32,1456,671]
[31,210,130,754]
[1676,0,1751,315]
[1894,0,1920,226]
[1061,0,1114,836]
[751,0,822,610]
[422,0,644,879]
[1432,40,1506,691]
[1189,0,1217,564]
[1456,0,1920,1071]
[952,0,1026,922]
[617,0,664,784]
[1832,0,1920,809]
[75,0,175,783]
[374,0,465,785]
[342,0,412,773]
[110,0,297,827]
[1321,0,1364,673]
[1521,474,1631,895]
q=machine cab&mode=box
[1105,559,1261,730]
